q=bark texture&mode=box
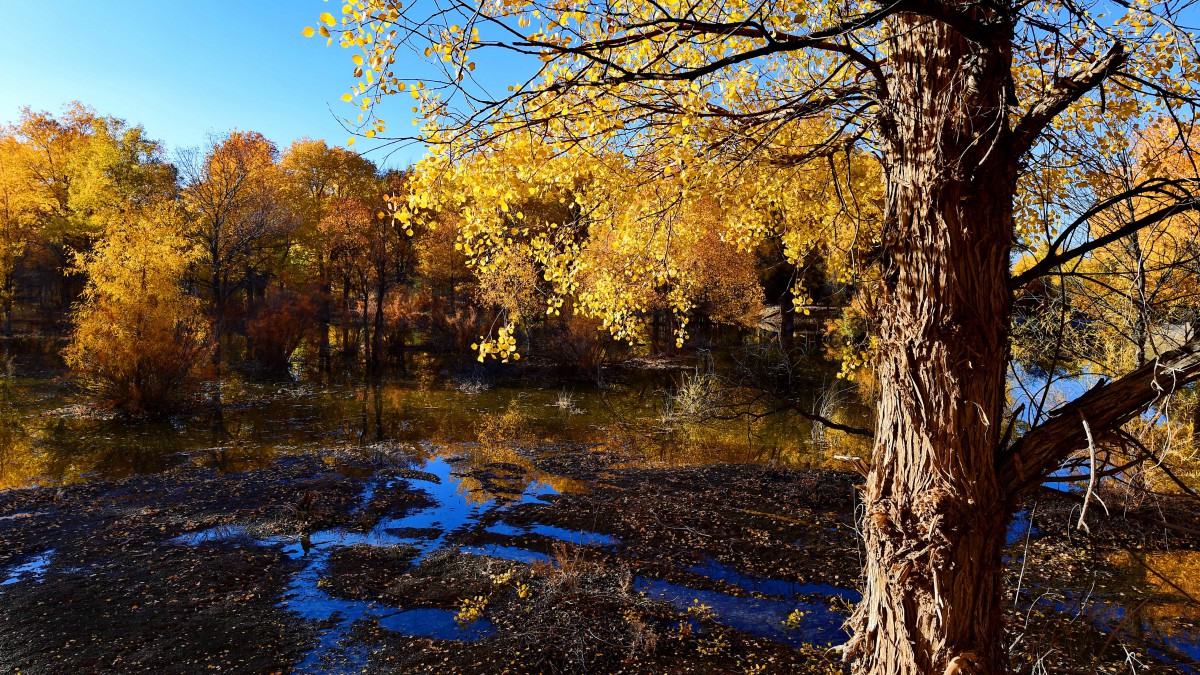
[847,11,1017,675]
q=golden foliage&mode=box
[64,202,211,412]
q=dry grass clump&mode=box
[479,543,664,672]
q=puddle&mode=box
[164,452,861,663]
[282,544,494,674]
[687,559,859,603]
[634,577,850,648]
[1106,550,1200,668]
[169,525,251,546]
[167,454,556,668]
[485,521,619,547]
[460,544,553,565]
[1006,509,1039,547]
[1014,549,1200,672]
[1,549,54,586]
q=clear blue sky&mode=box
[0,1,441,168]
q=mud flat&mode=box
[0,442,1196,673]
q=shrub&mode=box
[246,286,318,373]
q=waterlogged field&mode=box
[0,351,870,492]
[0,353,1197,673]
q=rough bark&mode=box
[847,12,1016,675]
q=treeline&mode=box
[0,104,480,410]
[1,104,840,412]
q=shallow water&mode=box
[147,448,852,667]
[0,354,870,491]
[0,549,53,586]
[2,353,1198,671]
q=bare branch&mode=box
[1012,194,1200,288]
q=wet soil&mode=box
[0,444,1197,674]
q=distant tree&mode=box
[64,201,209,413]
[8,103,174,323]
[319,177,415,370]
[281,139,378,370]
[180,131,294,406]
[0,133,44,338]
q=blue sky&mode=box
[6,2,1196,171]
[0,1,443,168]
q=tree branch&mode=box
[788,400,874,437]
[1011,195,1200,288]
[1010,43,1128,156]
[999,336,1200,495]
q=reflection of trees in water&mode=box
[0,373,42,490]
[2,359,872,490]
[1109,550,1200,633]
[449,402,587,503]
[37,417,186,483]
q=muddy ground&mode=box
[0,443,1197,674]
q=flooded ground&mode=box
[0,350,870,492]
[0,351,1198,673]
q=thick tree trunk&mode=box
[847,14,1016,675]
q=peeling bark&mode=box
[847,11,1016,674]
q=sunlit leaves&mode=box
[313,0,1199,373]
[64,201,211,411]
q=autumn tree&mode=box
[64,201,210,412]
[1013,121,1200,493]
[319,175,416,370]
[0,132,42,338]
[7,104,175,324]
[281,139,379,370]
[180,131,295,405]
[312,1,1200,672]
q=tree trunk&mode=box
[371,279,386,373]
[847,14,1016,675]
[1194,320,1200,445]
[780,283,795,354]
[341,279,353,362]
[318,276,332,374]
[210,268,225,416]
[1129,231,1148,367]
[2,271,13,339]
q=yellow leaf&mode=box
[302,26,315,38]
[320,12,336,26]
[340,93,353,102]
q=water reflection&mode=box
[0,355,872,491]
[160,448,853,667]
[1107,550,1200,665]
